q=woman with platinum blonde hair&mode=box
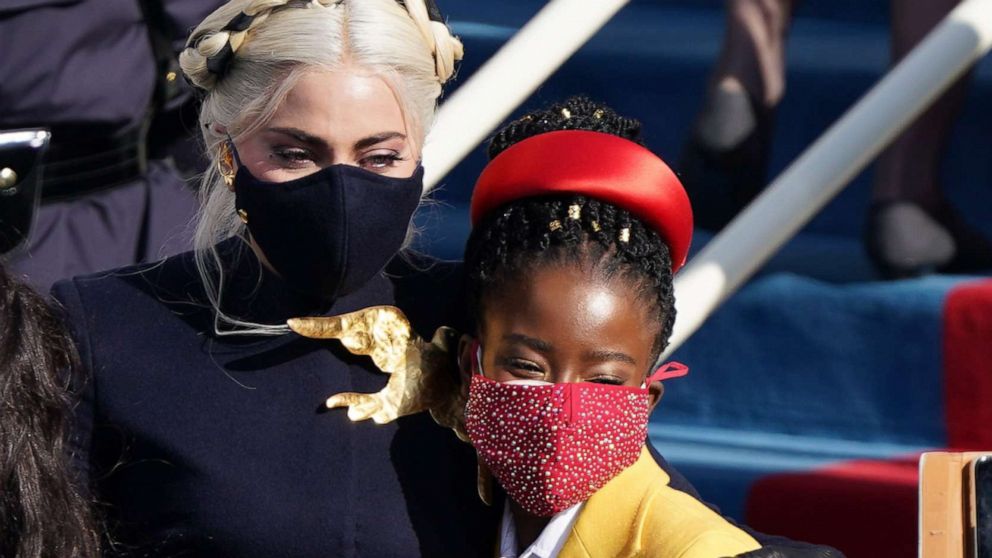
[184,0,462,335]
[51,0,498,555]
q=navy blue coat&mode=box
[51,238,741,557]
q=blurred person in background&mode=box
[0,0,222,292]
[679,0,992,278]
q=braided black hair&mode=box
[487,96,645,159]
[466,97,676,360]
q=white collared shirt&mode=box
[498,500,585,558]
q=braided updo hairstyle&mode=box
[179,0,462,333]
[466,97,677,359]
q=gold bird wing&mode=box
[287,305,468,440]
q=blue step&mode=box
[648,269,966,518]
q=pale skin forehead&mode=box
[269,67,408,145]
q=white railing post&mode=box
[422,0,632,190]
[662,0,992,360]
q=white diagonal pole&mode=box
[423,0,632,190]
[662,0,992,360]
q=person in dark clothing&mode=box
[0,0,221,292]
[54,0,483,555]
[680,0,991,278]
[53,1,840,556]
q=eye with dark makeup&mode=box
[271,146,315,169]
[359,151,406,170]
[268,145,406,173]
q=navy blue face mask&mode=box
[231,149,423,302]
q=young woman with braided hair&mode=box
[455,97,759,557]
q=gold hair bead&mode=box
[619,227,630,243]
[549,219,562,232]
[567,204,581,220]
[593,109,605,119]
[238,209,249,224]
[591,221,601,232]
[561,108,571,119]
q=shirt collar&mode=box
[499,500,584,558]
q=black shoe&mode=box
[933,200,992,274]
[678,89,774,231]
[865,201,954,279]
[865,200,992,279]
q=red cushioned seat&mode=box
[745,456,919,558]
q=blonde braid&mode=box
[182,0,462,91]
[180,0,321,92]
[398,0,464,84]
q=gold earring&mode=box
[237,209,249,224]
[218,143,236,187]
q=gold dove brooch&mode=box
[287,305,469,442]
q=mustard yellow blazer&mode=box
[557,447,761,558]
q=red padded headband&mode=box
[470,130,693,272]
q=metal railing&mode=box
[663,0,992,359]
[422,0,632,189]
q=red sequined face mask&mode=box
[464,345,688,517]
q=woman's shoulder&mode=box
[640,478,762,557]
[51,246,212,353]
[52,246,206,318]
[567,449,760,558]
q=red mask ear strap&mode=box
[646,361,689,384]
[470,340,482,375]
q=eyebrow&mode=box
[502,333,553,353]
[268,127,326,148]
[583,349,637,365]
[354,131,406,151]
[267,127,406,152]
